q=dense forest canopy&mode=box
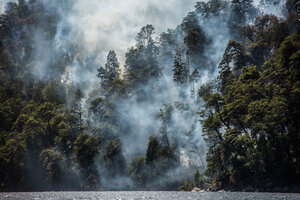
[0,0,299,192]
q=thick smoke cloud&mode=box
[36,0,199,93]
[52,0,206,162]
[54,0,198,67]
[53,0,207,188]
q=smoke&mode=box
[29,0,287,89]
[67,0,198,58]
[1,0,288,190]
[254,0,287,18]
[51,0,254,189]
[47,0,199,89]
[49,0,207,162]
[50,0,207,189]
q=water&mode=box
[0,191,299,200]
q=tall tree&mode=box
[228,0,257,39]
[218,40,246,92]
[105,50,120,80]
[73,133,100,189]
[71,88,84,132]
[286,0,300,33]
[190,69,201,100]
[125,25,161,91]
[173,50,189,85]
[97,50,120,93]
[201,30,300,189]
[136,24,155,47]
[181,11,211,71]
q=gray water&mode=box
[0,192,299,200]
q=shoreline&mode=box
[0,189,300,193]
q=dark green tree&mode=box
[145,135,160,165]
[97,50,120,93]
[218,40,246,91]
[129,156,147,188]
[39,148,66,184]
[194,169,205,188]
[173,50,189,85]
[124,25,161,91]
[102,138,127,176]
[73,133,100,189]
[228,0,257,39]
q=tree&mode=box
[157,104,174,147]
[190,69,201,100]
[72,88,84,132]
[54,118,74,158]
[102,138,127,176]
[42,81,66,105]
[0,135,26,190]
[145,134,178,184]
[145,135,160,165]
[228,0,257,39]
[97,50,120,93]
[73,133,100,168]
[173,50,189,85]
[240,14,289,67]
[136,24,155,47]
[159,28,183,65]
[194,169,205,188]
[22,118,47,154]
[105,50,120,80]
[201,30,300,188]
[181,11,211,71]
[195,0,229,18]
[96,66,107,87]
[17,0,29,18]
[129,156,147,188]
[73,133,100,189]
[124,25,161,91]
[39,148,66,184]
[89,97,104,123]
[218,40,246,92]
[286,0,300,33]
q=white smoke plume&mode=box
[53,0,199,86]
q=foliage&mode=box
[201,29,300,189]
[173,50,189,85]
[0,0,299,192]
[73,133,100,189]
[39,148,66,183]
[124,25,161,91]
[97,50,121,94]
[73,133,100,168]
[129,156,147,188]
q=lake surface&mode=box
[0,191,299,200]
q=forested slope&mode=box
[0,0,299,191]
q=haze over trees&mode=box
[0,0,299,192]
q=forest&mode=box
[0,0,299,192]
